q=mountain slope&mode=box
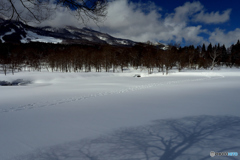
[0,19,136,46]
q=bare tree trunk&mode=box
[209,49,221,70]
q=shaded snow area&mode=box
[0,29,15,43]
[0,79,31,86]
[0,68,240,160]
[21,31,62,44]
[116,40,128,45]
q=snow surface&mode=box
[97,35,107,41]
[0,68,240,160]
[20,31,62,44]
[0,29,15,43]
[116,40,128,45]
[82,37,93,41]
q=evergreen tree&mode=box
[221,44,227,65]
[207,43,213,53]
[222,45,227,53]
[231,40,240,66]
[202,43,206,53]
[217,43,221,52]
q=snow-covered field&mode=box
[0,68,240,160]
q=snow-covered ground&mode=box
[0,68,240,160]
[20,31,62,44]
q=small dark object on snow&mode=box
[12,79,29,85]
[134,74,141,78]
[0,81,11,86]
[0,79,31,86]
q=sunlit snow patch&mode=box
[98,36,107,41]
[21,31,62,44]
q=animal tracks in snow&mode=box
[0,72,224,113]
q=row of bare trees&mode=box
[0,41,240,75]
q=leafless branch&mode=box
[0,0,108,24]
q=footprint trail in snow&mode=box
[0,72,224,113]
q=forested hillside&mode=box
[1,40,240,76]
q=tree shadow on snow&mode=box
[12,115,240,160]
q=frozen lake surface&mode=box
[0,68,240,160]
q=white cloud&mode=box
[36,0,207,45]
[35,0,236,47]
[209,28,240,47]
[94,0,163,40]
[170,1,203,23]
[194,9,232,24]
[88,0,208,45]
[35,7,81,27]
[1,0,53,22]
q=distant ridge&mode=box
[0,18,135,46]
[0,18,166,50]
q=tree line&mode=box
[0,40,240,75]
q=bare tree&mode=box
[209,48,221,70]
[0,0,108,24]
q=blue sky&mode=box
[144,0,239,32]
[116,0,240,47]
[40,0,240,47]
